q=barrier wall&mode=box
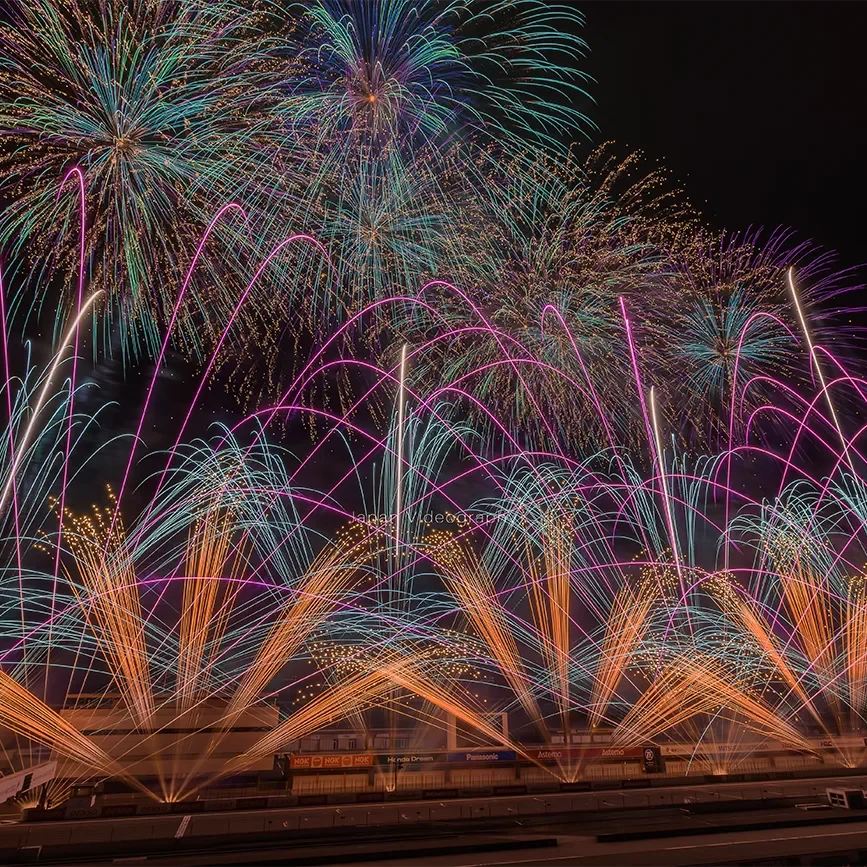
[4,771,864,864]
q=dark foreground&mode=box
[4,773,867,866]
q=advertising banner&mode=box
[375,753,445,766]
[528,746,643,762]
[289,753,374,770]
[446,750,517,763]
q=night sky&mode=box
[19,2,867,494]
[581,2,867,271]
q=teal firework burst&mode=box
[0,0,279,360]
[278,0,593,157]
[676,288,791,424]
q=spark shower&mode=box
[1,0,866,806]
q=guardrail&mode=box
[3,776,859,865]
[20,765,867,823]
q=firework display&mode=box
[0,0,866,809]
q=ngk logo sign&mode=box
[289,753,373,770]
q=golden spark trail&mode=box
[430,531,548,740]
[611,655,813,754]
[196,675,391,793]
[224,525,383,721]
[64,492,154,731]
[168,506,250,798]
[176,507,247,711]
[611,661,718,747]
[525,514,572,743]
[204,649,523,792]
[772,535,841,717]
[197,664,406,792]
[588,578,657,730]
[706,572,825,730]
[386,666,525,757]
[175,524,385,798]
[846,574,867,727]
[0,670,151,795]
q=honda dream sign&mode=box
[384,754,439,766]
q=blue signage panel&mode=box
[446,750,517,763]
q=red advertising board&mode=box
[289,753,374,770]
[527,746,643,763]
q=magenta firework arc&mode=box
[1,175,866,796]
[0,0,866,805]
